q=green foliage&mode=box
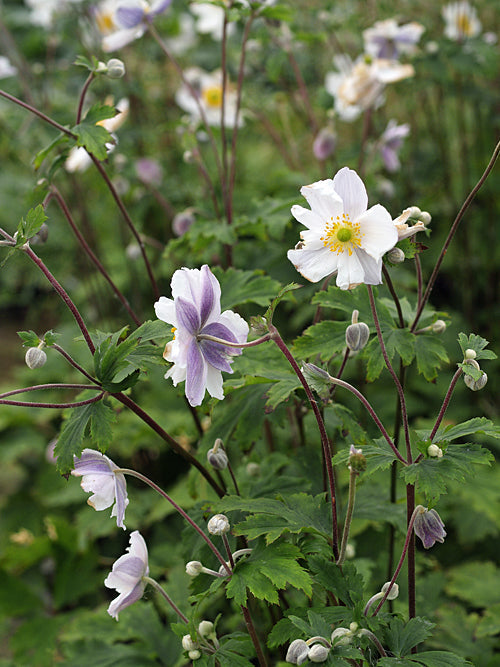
[457,333,497,361]
[382,617,435,657]
[70,104,116,160]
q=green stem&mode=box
[142,576,188,623]
[337,468,358,565]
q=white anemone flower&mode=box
[287,167,398,289]
[104,531,149,619]
[190,2,235,40]
[442,1,481,40]
[175,67,243,128]
[325,55,414,122]
[363,19,425,59]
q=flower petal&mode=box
[287,246,340,283]
[205,364,224,400]
[357,203,398,259]
[176,296,201,333]
[291,205,324,231]
[116,5,144,28]
[154,296,176,325]
[332,167,368,221]
[186,338,207,406]
[335,250,367,290]
[107,581,145,620]
[199,264,218,325]
[299,179,343,220]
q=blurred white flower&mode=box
[25,0,83,28]
[0,56,17,79]
[379,119,410,172]
[363,19,425,59]
[176,67,243,128]
[325,55,414,122]
[190,2,235,41]
[442,1,481,40]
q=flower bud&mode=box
[172,209,195,237]
[106,58,126,78]
[96,60,108,73]
[308,644,330,662]
[286,638,309,664]
[427,444,443,458]
[464,371,488,391]
[188,649,201,660]
[344,543,355,559]
[182,635,198,651]
[207,446,228,470]
[198,620,214,637]
[413,505,446,548]
[464,348,477,360]
[431,319,446,334]
[246,462,260,477]
[30,222,49,245]
[348,445,366,473]
[313,127,337,161]
[186,560,203,576]
[381,581,399,600]
[330,627,351,646]
[387,247,405,264]
[207,514,230,536]
[407,205,421,218]
[419,210,432,224]
[345,320,370,351]
[25,346,47,369]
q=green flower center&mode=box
[336,227,352,243]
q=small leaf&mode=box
[17,330,40,347]
[264,283,301,325]
[457,332,497,361]
[17,205,48,242]
[414,335,449,381]
[89,400,115,450]
[55,399,101,473]
[33,133,68,171]
[292,320,348,362]
[210,267,283,310]
[383,616,435,657]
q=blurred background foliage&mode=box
[0,0,499,664]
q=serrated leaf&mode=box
[384,616,435,657]
[308,557,363,606]
[264,282,301,325]
[401,444,493,504]
[18,205,47,241]
[33,133,68,170]
[457,332,497,361]
[73,54,98,71]
[458,361,484,381]
[332,437,398,475]
[55,400,101,473]
[429,417,500,443]
[210,267,282,310]
[446,561,500,608]
[17,330,40,347]
[43,330,60,346]
[71,105,116,161]
[89,400,115,450]
[408,651,473,666]
[292,320,348,362]
[81,103,117,125]
[363,328,415,382]
[414,335,449,381]
[219,493,332,544]
[313,284,395,330]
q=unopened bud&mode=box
[96,60,108,73]
[198,620,214,637]
[330,627,351,646]
[207,442,228,470]
[308,644,330,662]
[30,222,49,245]
[464,371,488,391]
[313,127,337,161]
[25,346,47,369]
[345,543,355,559]
[348,444,366,472]
[172,209,195,237]
[182,635,198,651]
[106,58,125,78]
[407,205,421,218]
[188,649,201,660]
[381,581,399,600]
[431,320,446,334]
[286,638,309,664]
[186,560,203,576]
[387,247,405,264]
[419,210,431,224]
[246,462,260,476]
[427,444,443,458]
[345,318,370,351]
[464,348,476,360]
[207,514,230,535]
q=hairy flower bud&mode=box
[381,581,399,600]
[407,205,421,218]
[182,635,198,651]
[198,620,214,637]
[413,505,446,548]
[207,514,230,535]
[172,209,195,237]
[207,439,228,470]
[313,127,337,161]
[345,317,370,351]
[106,58,126,78]
[286,639,309,664]
[387,247,405,264]
[431,320,446,334]
[330,627,352,646]
[427,444,443,458]
[308,644,330,662]
[464,348,477,360]
[186,560,204,576]
[419,210,432,224]
[25,346,47,369]
[348,444,366,473]
[189,649,201,660]
[464,371,488,391]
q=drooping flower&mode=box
[175,67,243,128]
[442,1,481,41]
[104,530,149,619]
[378,120,410,172]
[363,19,425,59]
[325,55,414,122]
[392,207,427,240]
[413,506,447,548]
[154,265,249,406]
[287,167,398,289]
[72,448,129,529]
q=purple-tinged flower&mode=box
[104,530,149,619]
[363,19,425,59]
[116,0,171,29]
[72,448,129,529]
[379,120,410,172]
[413,505,447,548]
[135,157,163,186]
[154,265,249,406]
[98,0,171,51]
[313,127,337,161]
[287,167,398,289]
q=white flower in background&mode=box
[190,2,235,41]
[72,448,129,529]
[175,67,243,128]
[287,167,398,289]
[442,1,481,40]
[25,0,83,28]
[104,531,149,619]
[325,55,414,122]
[95,0,171,51]
[0,56,17,79]
[378,119,410,172]
[65,98,129,173]
[363,19,425,59]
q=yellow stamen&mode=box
[320,212,364,256]
[96,12,115,34]
[202,85,223,109]
[457,13,472,36]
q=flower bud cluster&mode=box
[181,621,218,660]
[463,356,488,391]
[286,636,332,664]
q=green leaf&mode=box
[219,493,332,544]
[401,444,494,504]
[409,651,472,666]
[81,103,117,125]
[363,328,416,382]
[457,332,497,361]
[458,361,484,381]
[225,540,312,606]
[17,205,47,242]
[383,616,435,657]
[429,417,500,443]
[414,334,449,381]
[54,400,101,473]
[73,54,99,71]
[43,330,60,346]
[292,320,348,362]
[17,330,40,347]
[128,319,171,343]
[71,104,116,160]
[476,602,500,638]
[446,561,500,608]
[313,284,395,329]
[93,327,140,387]
[264,282,302,325]
[211,267,283,310]
[89,400,115,450]
[308,557,364,606]
[33,133,68,170]
[332,437,398,475]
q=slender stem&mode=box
[113,392,225,498]
[143,576,188,623]
[115,468,231,575]
[0,393,104,409]
[241,605,268,667]
[326,376,407,465]
[367,286,411,463]
[337,468,358,565]
[411,138,500,332]
[372,504,421,615]
[22,244,95,354]
[382,265,404,328]
[76,73,95,124]
[407,484,416,621]
[270,325,339,560]
[222,534,235,568]
[282,41,318,135]
[358,630,387,657]
[0,383,100,399]
[52,344,100,384]
[0,88,76,138]
[227,460,241,496]
[47,187,141,325]
[414,254,423,311]
[196,333,271,348]
[89,156,160,300]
